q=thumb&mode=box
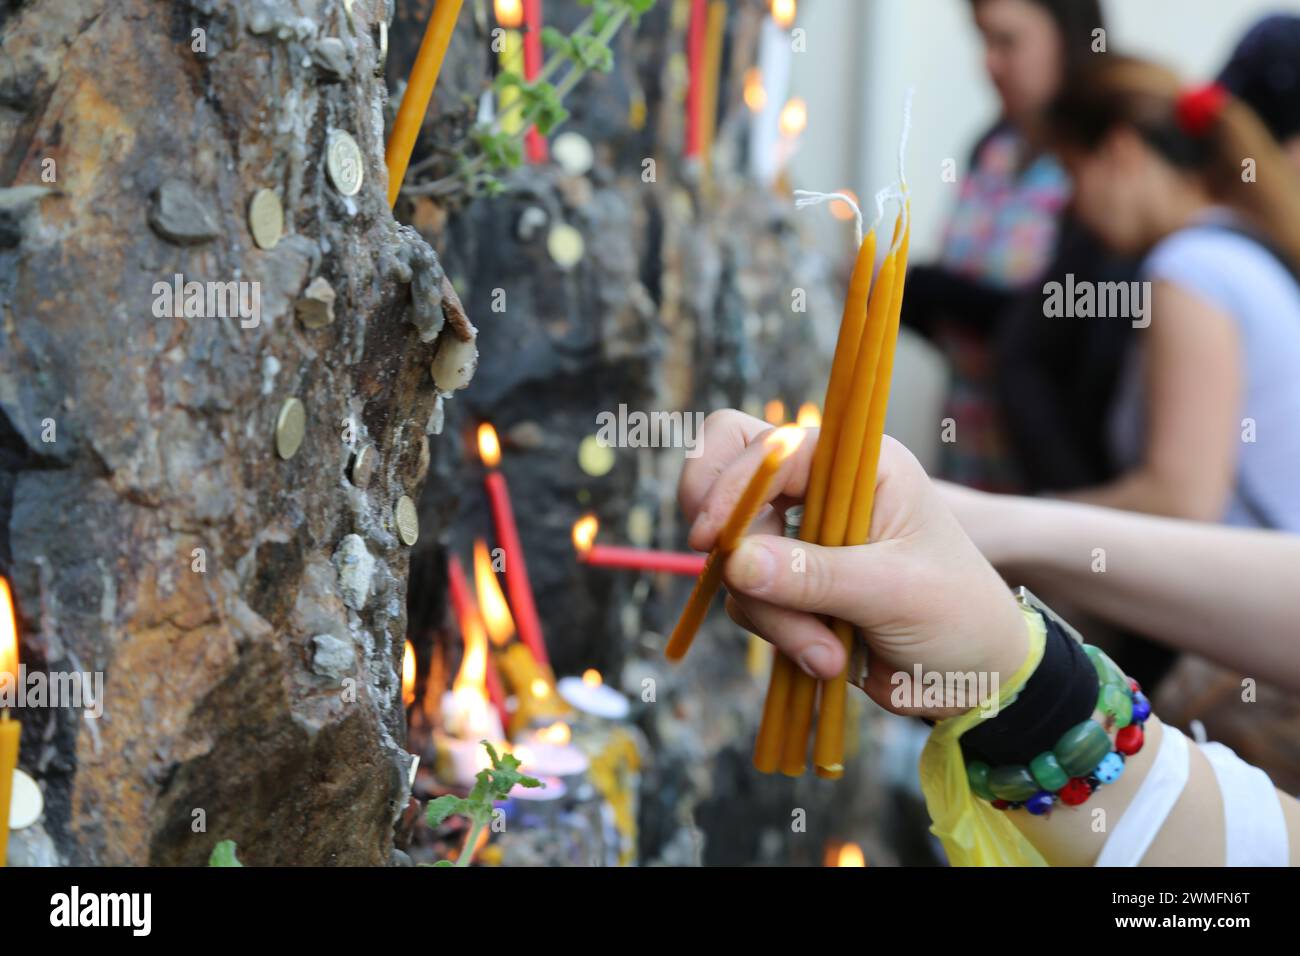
[722,534,893,623]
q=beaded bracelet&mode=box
[965,644,1152,814]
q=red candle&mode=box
[523,0,548,164]
[477,424,551,668]
[447,555,508,731]
[572,515,707,575]
[685,0,707,157]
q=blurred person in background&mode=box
[903,0,1136,497]
[1220,14,1300,178]
[1047,57,1300,533]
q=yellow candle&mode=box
[0,577,20,868]
[753,227,876,775]
[813,213,910,777]
[386,0,467,207]
[498,29,525,135]
[666,426,805,662]
[697,0,726,184]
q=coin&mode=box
[275,397,306,460]
[9,769,42,830]
[552,132,594,177]
[327,130,364,197]
[547,223,585,269]
[578,433,615,477]
[249,188,283,250]
[350,444,375,488]
[394,495,419,546]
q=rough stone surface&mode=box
[0,0,457,865]
[148,178,221,246]
[311,633,356,681]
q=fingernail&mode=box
[798,644,836,678]
[728,540,775,592]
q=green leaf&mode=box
[541,26,568,51]
[426,794,471,826]
[209,840,243,867]
[432,859,455,867]
[494,71,525,92]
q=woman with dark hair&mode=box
[1047,57,1300,532]
[903,0,1131,495]
[1219,14,1300,176]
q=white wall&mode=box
[790,0,1300,261]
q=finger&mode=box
[687,425,821,551]
[721,532,914,624]
[728,594,845,679]
[678,410,773,525]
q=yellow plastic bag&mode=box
[918,605,1049,866]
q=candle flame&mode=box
[477,422,502,469]
[763,400,786,426]
[743,68,767,113]
[474,539,516,647]
[829,189,859,223]
[530,677,550,699]
[779,97,807,138]
[796,402,822,428]
[837,843,866,867]
[766,424,805,457]
[771,0,797,30]
[582,668,602,688]
[494,0,524,29]
[402,640,417,708]
[0,576,17,684]
[538,721,571,745]
[572,514,598,555]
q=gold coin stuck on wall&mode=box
[395,495,419,546]
[249,188,283,250]
[327,130,364,197]
[547,223,585,270]
[578,434,615,477]
[275,397,306,460]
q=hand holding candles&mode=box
[665,425,805,662]
[0,577,21,868]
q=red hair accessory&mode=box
[1176,83,1228,138]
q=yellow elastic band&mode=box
[917,604,1049,866]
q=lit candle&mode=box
[477,424,551,668]
[557,669,631,720]
[572,515,707,576]
[403,640,418,709]
[763,399,786,426]
[512,722,590,779]
[795,402,821,428]
[0,577,21,868]
[385,0,466,207]
[447,554,509,730]
[665,425,805,662]
[495,0,526,136]
[522,0,548,163]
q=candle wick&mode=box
[793,190,864,248]
[898,87,914,190]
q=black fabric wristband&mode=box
[958,611,1099,767]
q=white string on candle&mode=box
[792,189,864,248]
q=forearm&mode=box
[984,495,1300,692]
